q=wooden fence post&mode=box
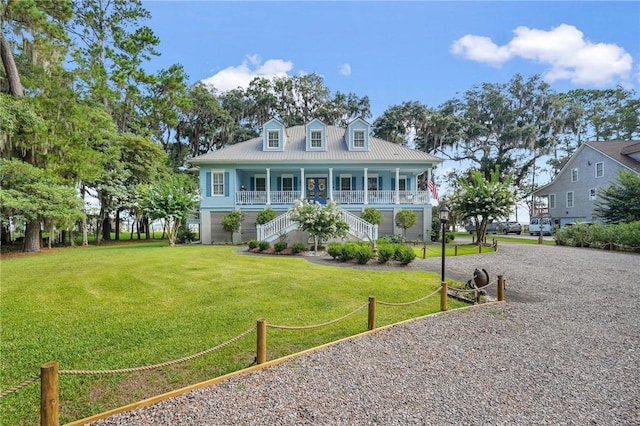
[454,245,458,256]
[497,275,505,302]
[368,296,376,330]
[256,319,266,365]
[478,244,482,254]
[440,281,448,311]
[41,361,59,426]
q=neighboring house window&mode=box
[566,191,574,208]
[254,175,266,191]
[353,130,365,148]
[268,130,279,148]
[367,175,378,191]
[340,175,352,191]
[310,130,322,148]
[589,188,597,200]
[281,175,293,191]
[595,162,604,178]
[549,194,556,209]
[398,176,407,191]
[571,168,578,182]
[212,171,224,196]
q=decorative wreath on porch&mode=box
[318,182,325,191]
[308,182,315,191]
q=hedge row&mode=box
[553,221,640,251]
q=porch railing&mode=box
[236,190,430,206]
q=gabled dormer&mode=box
[305,118,327,152]
[346,118,370,151]
[262,118,286,152]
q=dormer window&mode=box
[346,118,370,151]
[268,130,280,148]
[353,130,365,148]
[311,130,322,148]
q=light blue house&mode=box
[190,118,442,244]
[532,140,640,226]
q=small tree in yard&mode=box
[593,170,640,223]
[289,199,349,252]
[361,207,383,226]
[222,210,244,243]
[140,173,199,247]
[395,210,417,239]
[450,167,515,244]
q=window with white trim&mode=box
[281,174,293,191]
[212,171,224,196]
[353,130,365,148]
[566,191,574,208]
[254,174,266,191]
[595,162,604,178]
[267,130,280,148]
[571,168,578,182]
[340,175,352,191]
[310,130,322,148]
[549,193,556,209]
[589,188,597,200]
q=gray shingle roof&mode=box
[190,125,442,164]
[585,140,640,173]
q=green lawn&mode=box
[0,243,467,425]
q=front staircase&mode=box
[256,208,378,244]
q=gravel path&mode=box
[93,244,640,425]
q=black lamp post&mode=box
[439,205,450,283]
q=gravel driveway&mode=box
[93,243,639,425]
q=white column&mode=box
[300,168,305,199]
[329,168,333,201]
[266,168,271,205]
[363,167,368,204]
[395,168,400,204]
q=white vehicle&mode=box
[529,217,552,236]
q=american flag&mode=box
[428,174,439,201]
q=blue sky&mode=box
[142,1,640,119]
[141,1,639,221]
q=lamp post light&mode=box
[439,205,450,311]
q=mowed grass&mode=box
[0,243,466,425]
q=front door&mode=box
[307,177,327,204]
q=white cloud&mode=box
[201,54,294,91]
[338,63,352,77]
[451,24,634,86]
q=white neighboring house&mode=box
[532,140,640,227]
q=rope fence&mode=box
[1,274,506,425]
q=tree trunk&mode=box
[115,209,121,241]
[145,217,150,239]
[1,223,11,246]
[0,33,24,97]
[48,224,54,249]
[80,184,89,246]
[102,216,111,241]
[24,220,41,252]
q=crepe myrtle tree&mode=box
[450,167,515,244]
[289,199,349,252]
[139,173,199,246]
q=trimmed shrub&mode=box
[176,228,196,244]
[258,240,270,251]
[378,234,404,244]
[247,239,259,249]
[327,242,343,259]
[394,245,416,265]
[291,242,306,254]
[339,242,359,262]
[354,245,374,265]
[274,241,287,252]
[377,244,395,264]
